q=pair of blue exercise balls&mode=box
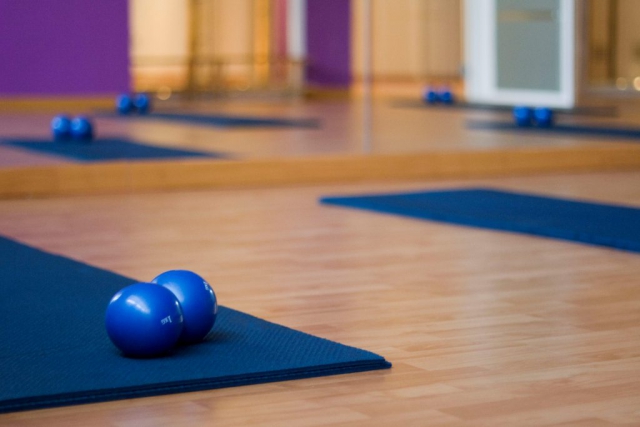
[105,270,218,358]
[116,93,152,115]
[513,106,554,128]
[50,115,94,141]
[423,87,455,104]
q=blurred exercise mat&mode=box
[321,188,640,253]
[104,111,320,128]
[0,138,225,162]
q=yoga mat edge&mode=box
[320,187,640,253]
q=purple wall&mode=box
[0,0,130,96]
[306,0,351,87]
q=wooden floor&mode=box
[1,96,640,426]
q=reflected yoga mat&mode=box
[392,99,618,117]
[321,188,640,253]
[127,112,319,128]
[467,120,640,141]
[1,138,222,162]
[0,236,390,413]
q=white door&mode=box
[464,0,575,108]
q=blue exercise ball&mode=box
[70,116,94,141]
[152,270,218,344]
[438,89,454,104]
[534,107,554,127]
[51,114,72,141]
[105,283,184,358]
[513,106,534,127]
[133,93,152,114]
[116,94,134,115]
[423,88,438,104]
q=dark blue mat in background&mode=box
[467,119,640,141]
[392,100,619,117]
[1,138,223,162]
[118,112,319,128]
[0,236,390,413]
[321,188,640,253]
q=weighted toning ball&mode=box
[51,114,72,141]
[105,283,184,358]
[423,87,439,104]
[116,94,134,115]
[133,93,152,114]
[513,106,534,127]
[152,270,218,344]
[70,116,94,141]
[438,88,454,104]
[534,107,554,127]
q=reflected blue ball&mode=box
[134,93,152,114]
[423,88,438,104]
[70,116,94,141]
[51,115,72,141]
[513,106,534,127]
[152,270,218,344]
[534,107,554,127]
[105,283,184,358]
[439,89,454,104]
[116,94,134,115]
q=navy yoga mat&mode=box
[321,188,640,253]
[1,138,222,162]
[123,112,319,128]
[0,236,390,413]
[467,119,640,141]
[392,99,618,117]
